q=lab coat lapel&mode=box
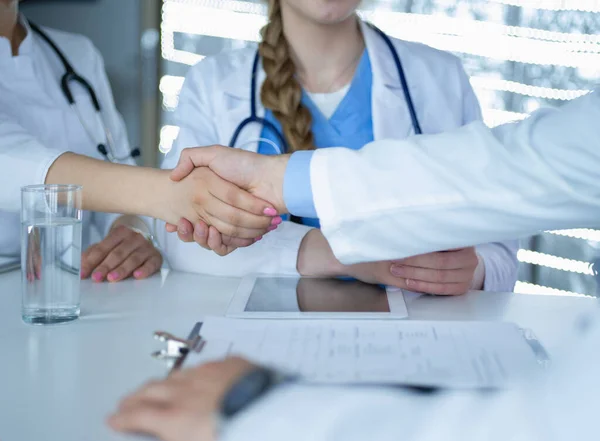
[361,21,419,140]
[220,49,266,152]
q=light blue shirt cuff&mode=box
[283,151,317,218]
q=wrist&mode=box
[110,215,151,236]
[133,169,174,221]
[257,155,289,214]
[217,366,293,437]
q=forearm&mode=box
[311,92,600,264]
[296,229,345,277]
[45,153,167,220]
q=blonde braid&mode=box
[259,0,314,152]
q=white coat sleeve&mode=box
[311,90,600,265]
[160,64,312,275]
[87,43,151,238]
[222,310,600,441]
[457,61,518,292]
[0,112,67,211]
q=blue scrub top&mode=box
[257,50,374,228]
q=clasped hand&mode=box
[162,146,482,296]
[161,146,287,255]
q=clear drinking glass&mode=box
[21,185,83,324]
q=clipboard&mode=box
[152,322,205,375]
[152,318,551,388]
[151,320,441,393]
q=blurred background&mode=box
[21,0,600,296]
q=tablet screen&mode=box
[244,277,390,313]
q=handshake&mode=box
[158,145,290,256]
[154,145,482,296]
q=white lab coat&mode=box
[0,17,134,257]
[220,91,600,441]
[312,90,600,264]
[163,21,518,291]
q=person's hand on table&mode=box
[389,247,483,295]
[344,260,410,288]
[81,225,162,282]
[108,357,256,441]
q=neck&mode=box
[0,1,24,55]
[280,7,363,93]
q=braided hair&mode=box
[259,0,315,152]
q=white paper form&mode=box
[187,318,547,389]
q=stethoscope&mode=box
[228,23,422,152]
[29,22,140,163]
[0,24,163,273]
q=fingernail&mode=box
[267,225,278,232]
[256,235,264,241]
[390,265,403,277]
[263,207,277,216]
[194,223,205,237]
[133,270,143,278]
[271,216,282,226]
[178,221,189,235]
[92,272,103,282]
[107,271,119,282]
[405,278,413,287]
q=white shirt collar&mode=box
[0,14,34,61]
[17,14,34,55]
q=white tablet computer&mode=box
[226,276,408,319]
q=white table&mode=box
[0,270,596,441]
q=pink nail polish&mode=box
[92,272,103,282]
[134,270,143,278]
[267,225,277,232]
[263,207,277,216]
[108,272,119,281]
[271,216,282,226]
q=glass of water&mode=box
[21,185,83,325]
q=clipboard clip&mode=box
[152,322,205,362]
